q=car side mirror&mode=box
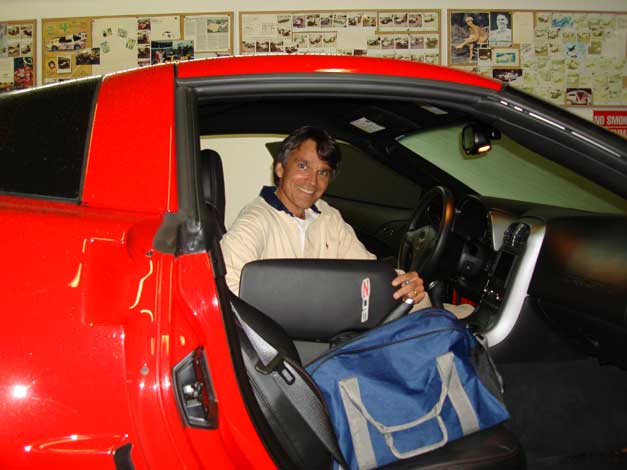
[462,124,500,155]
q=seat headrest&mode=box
[200,148,226,235]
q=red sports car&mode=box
[0,55,626,469]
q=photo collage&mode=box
[240,10,440,64]
[449,10,627,106]
[0,22,35,93]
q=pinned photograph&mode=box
[367,36,381,49]
[478,47,492,66]
[138,19,151,31]
[489,12,512,47]
[293,33,307,48]
[450,12,490,64]
[333,14,347,28]
[423,13,437,27]
[57,55,72,73]
[362,14,377,28]
[102,27,113,37]
[285,42,298,54]
[566,87,592,105]
[309,34,322,48]
[46,58,58,74]
[409,14,423,29]
[293,16,305,29]
[493,48,519,66]
[137,45,150,59]
[394,13,408,28]
[381,36,394,50]
[21,42,32,56]
[492,68,522,82]
[138,31,150,45]
[20,25,33,38]
[348,13,362,27]
[12,56,33,88]
[151,40,194,63]
[76,48,100,65]
[255,41,270,53]
[379,13,394,28]
[306,14,320,28]
[126,38,136,50]
[395,36,409,50]
[425,36,438,49]
[270,41,283,52]
[207,17,229,33]
[240,41,255,53]
[410,35,424,49]
[320,15,332,28]
[323,33,337,48]
[100,41,111,54]
[118,28,128,39]
[0,23,7,57]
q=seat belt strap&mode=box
[232,303,348,469]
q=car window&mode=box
[399,125,626,214]
[326,142,422,209]
[0,78,99,200]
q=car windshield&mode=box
[399,124,627,214]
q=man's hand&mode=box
[391,271,425,304]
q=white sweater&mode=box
[220,188,375,295]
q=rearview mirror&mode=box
[461,124,500,155]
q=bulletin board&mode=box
[42,12,233,84]
[448,10,627,108]
[240,10,441,64]
[0,19,36,94]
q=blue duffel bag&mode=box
[306,307,510,470]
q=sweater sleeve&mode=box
[220,205,267,295]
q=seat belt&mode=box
[232,303,348,469]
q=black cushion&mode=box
[240,258,399,341]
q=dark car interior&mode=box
[178,74,627,469]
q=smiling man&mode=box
[220,125,425,304]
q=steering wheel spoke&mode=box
[397,186,455,283]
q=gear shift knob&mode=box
[428,281,444,309]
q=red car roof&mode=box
[177,54,502,91]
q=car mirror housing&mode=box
[462,124,501,156]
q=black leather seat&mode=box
[200,148,226,237]
[233,295,525,469]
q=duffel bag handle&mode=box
[338,352,480,465]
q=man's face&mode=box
[497,15,507,29]
[275,138,332,218]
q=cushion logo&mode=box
[361,277,371,323]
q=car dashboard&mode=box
[451,195,627,366]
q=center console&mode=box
[473,223,531,330]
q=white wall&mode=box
[202,135,281,227]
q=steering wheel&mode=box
[397,186,456,285]
[383,186,455,324]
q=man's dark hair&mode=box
[273,126,341,184]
